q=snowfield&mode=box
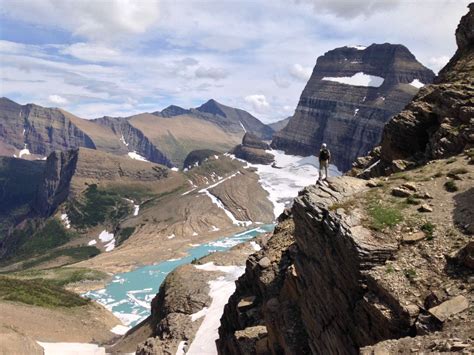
[322,72,384,87]
[187,263,245,355]
[409,79,425,88]
[248,150,340,218]
[127,151,149,161]
[37,342,106,355]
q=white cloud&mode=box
[195,66,229,80]
[1,0,160,42]
[48,94,68,105]
[61,43,121,62]
[295,0,400,18]
[245,94,270,113]
[427,56,451,73]
[289,64,313,82]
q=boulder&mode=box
[428,295,469,322]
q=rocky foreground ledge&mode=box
[217,166,473,354]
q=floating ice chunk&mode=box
[127,151,149,162]
[409,79,425,88]
[322,72,384,87]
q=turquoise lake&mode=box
[84,224,275,327]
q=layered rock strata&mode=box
[272,44,435,172]
[233,133,275,165]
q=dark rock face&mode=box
[94,116,172,167]
[268,117,291,133]
[353,5,474,178]
[233,133,274,165]
[217,178,410,355]
[157,105,190,117]
[183,149,220,169]
[0,98,95,156]
[194,99,274,140]
[33,149,79,217]
[271,44,435,172]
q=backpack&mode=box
[319,148,330,161]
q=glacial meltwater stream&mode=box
[84,224,275,329]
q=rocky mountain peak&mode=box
[456,3,474,50]
[195,99,227,117]
[272,42,435,171]
[158,105,190,117]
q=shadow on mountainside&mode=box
[453,187,474,235]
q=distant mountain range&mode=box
[271,43,436,171]
[0,98,276,168]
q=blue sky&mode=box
[0,0,470,122]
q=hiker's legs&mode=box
[318,162,323,181]
[324,163,328,180]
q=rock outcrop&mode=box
[183,149,220,170]
[352,5,473,177]
[271,44,435,172]
[232,133,274,165]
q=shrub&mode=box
[367,201,403,231]
[444,180,458,192]
[421,222,435,239]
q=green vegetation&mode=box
[421,222,436,239]
[15,219,73,257]
[446,157,456,164]
[21,246,101,269]
[404,268,417,280]
[116,226,136,246]
[9,267,107,288]
[386,265,395,273]
[432,172,444,178]
[67,184,131,228]
[329,198,356,211]
[0,276,89,308]
[366,200,404,231]
[105,184,155,203]
[444,180,459,192]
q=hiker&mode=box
[318,143,331,181]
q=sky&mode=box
[0,0,470,123]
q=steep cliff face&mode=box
[271,44,435,172]
[0,98,95,157]
[94,116,172,166]
[353,6,473,177]
[33,149,79,217]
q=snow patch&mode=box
[348,45,367,50]
[19,144,31,158]
[176,341,187,355]
[171,167,179,171]
[37,342,106,355]
[239,121,247,133]
[60,213,71,229]
[127,151,149,162]
[322,72,384,87]
[111,324,130,335]
[210,225,220,232]
[98,230,114,243]
[187,265,245,355]
[120,134,129,147]
[167,234,176,239]
[182,188,197,196]
[409,79,425,89]
[88,240,97,246]
[354,108,359,116]
[250,241,261,251]
[190,307,208,321]
[133,204,140,216]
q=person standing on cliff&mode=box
[318,143,331,182]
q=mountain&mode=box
[127,99,274,166]
[0,98,172,166]
[218,6,473,354]
[271,43,436,171]
[268,116,291,132]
